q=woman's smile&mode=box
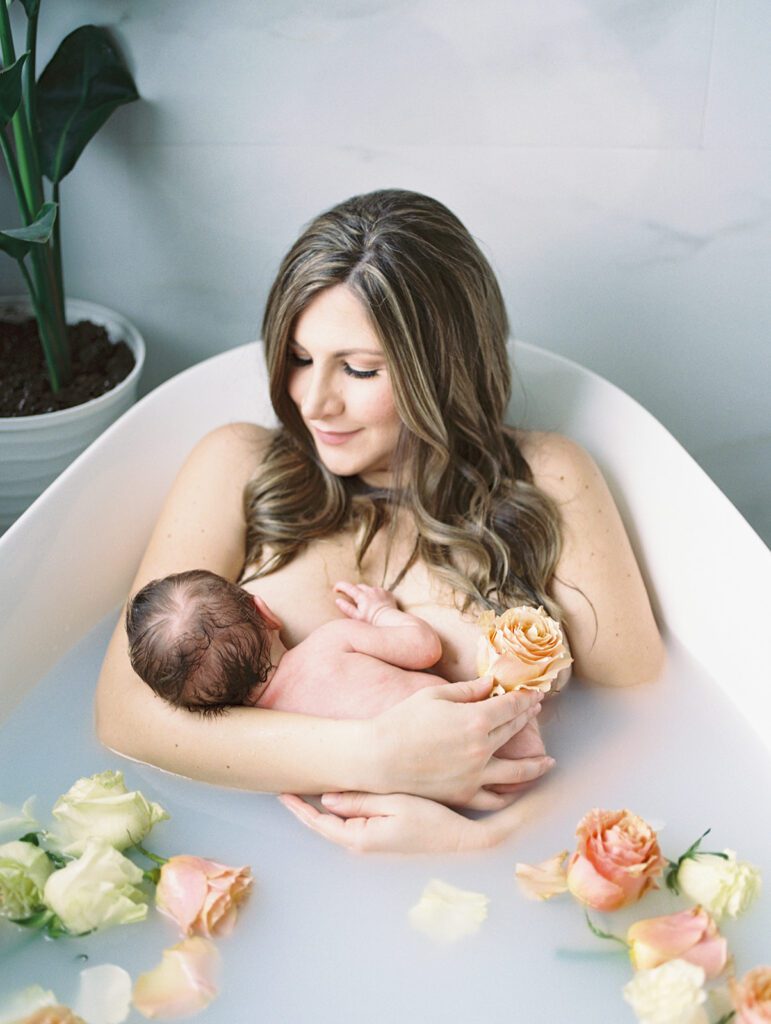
[312,427,363,446]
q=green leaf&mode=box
[0,201,56,259]
[0,51,28,127]
[18,832,40,846]
[36,24,139,183]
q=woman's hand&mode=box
[368,676,554,810]
[278,789,538,854]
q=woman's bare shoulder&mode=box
[514,429,599,500]
[193,421,274,462]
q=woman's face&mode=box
[287,283,401,487]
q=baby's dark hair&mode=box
[125,569,273,714]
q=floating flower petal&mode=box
[408,879,489,943]
[74,964,132,1024]
[515,850,569,901]
[133,938,220,1019]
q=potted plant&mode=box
[0,1,144,532]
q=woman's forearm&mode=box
[96,623,378,793]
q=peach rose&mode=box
[730,966,771,1024]
[18,1010,85,1024]
[155,855,252,938]
[628,907,727,979]
[476,605,571,692]
[567,808,664,911]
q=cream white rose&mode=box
[43,838,147,936]
[678,849,761,920]
[51,770,168,856]
[476,605,571,692]
[623,959,709,1024]
[0,840,53,920]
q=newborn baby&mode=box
[125,569,545,758]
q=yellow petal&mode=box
[515,851,570,900]
[408,879,489,943]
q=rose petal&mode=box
[628,908,728,979]
[133,938,219,1019]
[408,879,489,943]
[567,852,627,911]
[515,851,569,900]
[74,965,132,1024]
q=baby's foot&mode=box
[333,581,398,624]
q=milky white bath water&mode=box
[1,611,768,1022]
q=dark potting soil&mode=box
[0,317,135,417]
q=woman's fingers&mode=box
[278,793,370,850]
[483,688,544,733]
[461,789,518,811]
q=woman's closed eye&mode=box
[288,352,380,380]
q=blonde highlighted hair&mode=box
[243,189,562,614]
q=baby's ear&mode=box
[252,594,283,631]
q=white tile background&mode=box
[1,0,769,541]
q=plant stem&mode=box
[136,844,169,868]
[52,181,64,305]
[0,126,32,223]
[18,255,66,391]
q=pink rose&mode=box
[627,907,727,979]
[156,855,252,938]
[476,605,571,692]
[566,808,664,911]
[731,966,771,1023]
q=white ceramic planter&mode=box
[0,297,145,532]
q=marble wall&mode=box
[1,0,769,541]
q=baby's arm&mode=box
[333,582,442,670]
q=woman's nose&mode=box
[300,367,344,420]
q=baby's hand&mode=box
[334,581,398,625]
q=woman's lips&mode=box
[313,427,362,446]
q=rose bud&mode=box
[155,855,252,938]
[678,849,761,920]
[51,770,168,857]
[627,907,727,979]
[729,965,771,1024]
[567,808,664,911]
[43,838,147,936]
[476,605,571,693]
[0,839,53,920]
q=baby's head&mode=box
[125,569,282,714]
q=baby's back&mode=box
[257,620,443,718]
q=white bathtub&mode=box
[1,342,769,1022]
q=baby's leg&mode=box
[494,717,545,760]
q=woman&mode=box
[96,189,664,852]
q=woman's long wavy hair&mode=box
[242,189,562,615]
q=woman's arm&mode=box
[95,424,551,801]
[521,432,665,686]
